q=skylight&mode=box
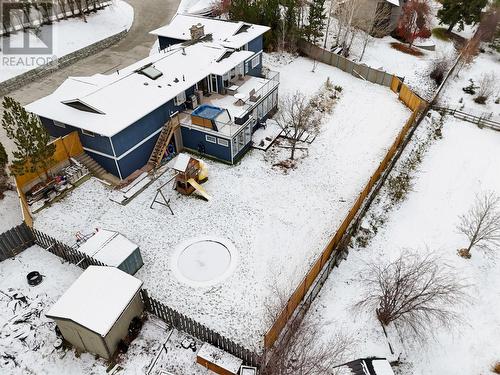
[137,64,163,80]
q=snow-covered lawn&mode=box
[33,54,411,350]
[438,49,500,122]
[321,0,461,99]
[306,115,500,375]
[0,1,133,83]
[0,190,22,232]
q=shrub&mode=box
[474,96,487,104]
[390,42,424,56]
[491,361,500,374]
[474,72,498,105]
[334,85,343,92]
[462,79,477,95]
[430,56,451,85]
[432,27,450,41]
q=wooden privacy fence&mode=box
[140,289,261,368]
[0,223,34,261]
[298,39,394,87]
[264,74,427,349]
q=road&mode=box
[0,0,181,156]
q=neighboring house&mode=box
[26,15,279,180]
[354,0,406,36]
[46,266,144,360]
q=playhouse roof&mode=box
[150,14,270,49]
[26,42,253,137]
[78,229,138,267]
[168,153,193,172]
[46,266,143,336]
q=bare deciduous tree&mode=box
[275,91,320,161]
[355,251,469,342]
[474,72,498,104]
[457,191,500,258]
[356,4,393,61]
[455,36,480,77]
[261,276,352,375]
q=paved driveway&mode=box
[0,0,180,156]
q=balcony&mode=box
[179,71,279,138]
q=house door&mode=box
[209,74,218,93]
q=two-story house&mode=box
[26,15,279,180]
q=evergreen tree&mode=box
[305,0,326,43]
[1,96,55,180]
[0,141,11,199]
[0,142,7,171]
[438,0,488,32]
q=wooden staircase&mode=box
[147,114,180,169]
[76,153,107,178]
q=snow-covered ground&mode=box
[177,0,213,15]
[306,113,500,374]
[321,0,461,99]
[0,190,22,232]
[0,246,209,374]
[438,49,500,121]
[33,54,411,350]
[0,1,133,83]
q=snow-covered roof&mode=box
[385,0,399,6]
[78,229,138,267]
[150,14,270,49]
[372,359,395,375]
[168,153,192,172]
[46,266,143,336]
[26,42,253,137]
[197,343,243,373]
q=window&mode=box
[82,129,95,137]
[206,135,216,143]
[175,91,187,106]
[251,55,260,69]
[218,138,229,147]
[54,121,66,128]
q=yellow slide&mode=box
[187,178,211,201]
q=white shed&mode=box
[46,266,144,359]
[78,229,143,275]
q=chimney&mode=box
[189,23,205,40]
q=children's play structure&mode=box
[170,153,210,200]
[150,153,210,211]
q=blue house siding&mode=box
[247,36,263,53]
[180,127,232,162]
[86,150,120,177]
[111,86,195,158]
[158,36,185,50]
[117,134,160,178]
[40,116,113,156]
[245,54,262,77]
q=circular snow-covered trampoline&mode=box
[171,237,238,287]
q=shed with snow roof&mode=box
[46,266,144,360]
[78,229,143,275]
